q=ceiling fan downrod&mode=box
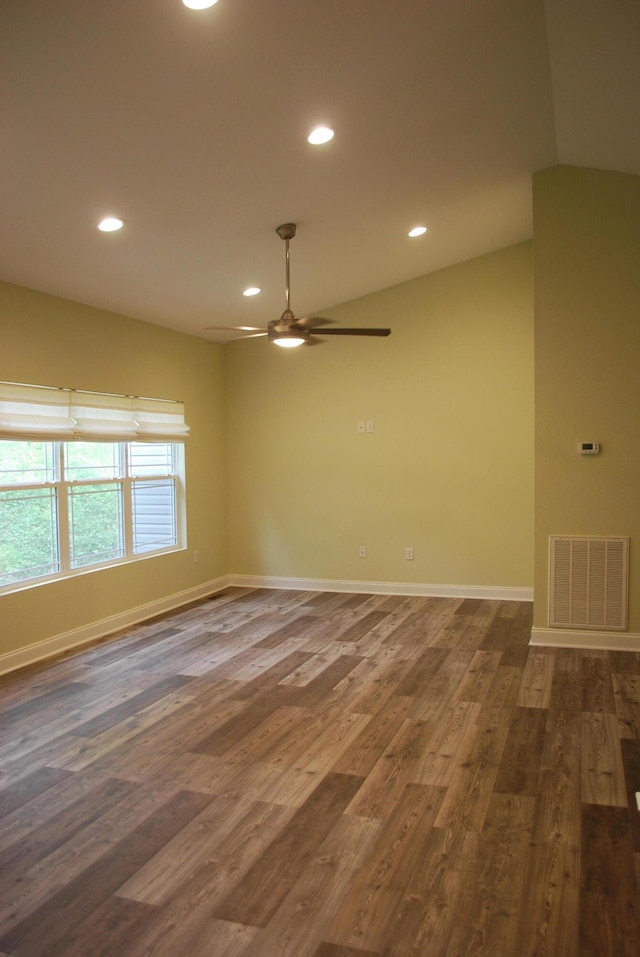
[276,222,297,318]
[271,223,307,345]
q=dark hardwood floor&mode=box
[1,588,639,956]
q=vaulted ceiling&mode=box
[2,1,639,341]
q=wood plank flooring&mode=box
[1,588,640,956]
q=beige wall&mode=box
[225,242,534,591]
[0,281,226,656]
[533,166,640,631]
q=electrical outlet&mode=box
[359,545,367,558]
[405,547,414,561]
[366,420,375,433]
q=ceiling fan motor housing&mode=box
[267,314,309,344]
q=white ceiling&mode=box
[2,0,639,342]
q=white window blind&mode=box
[0,382,190,442]
[70,392,139,440]
[133,397,191,441]
[0,383,76,440]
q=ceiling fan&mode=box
[205,223,391,347]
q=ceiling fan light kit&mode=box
[205,223,391,347]
[271,332,307,348]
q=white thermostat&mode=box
[579,441,600,455]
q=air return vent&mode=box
[549,536,629,631]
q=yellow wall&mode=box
[533,166,640,631]
[225,242,534,590]
[0,281,227,656]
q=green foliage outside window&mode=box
[0,487,58,585]
[69,483,124,568]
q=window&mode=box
[0,382,189,592]
[0,440,184,589]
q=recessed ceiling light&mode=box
[408,225,428,238]
[308,126,335,145]
[183,0,218,9]
[243,287,261,297]
[97,217,125,232]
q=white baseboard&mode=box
[0,575,534,678]
[0,576,232,677]
[7,573,637,676]
[228,574,533,603]
[530,626,640,652]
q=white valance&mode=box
[0,382,190,442]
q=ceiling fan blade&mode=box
[311,327,391,337]
[202,325,268,341]
[203,325,266,332]
[223,332,269,341]
[292,315,335,330]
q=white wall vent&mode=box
[549,536,629,631]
